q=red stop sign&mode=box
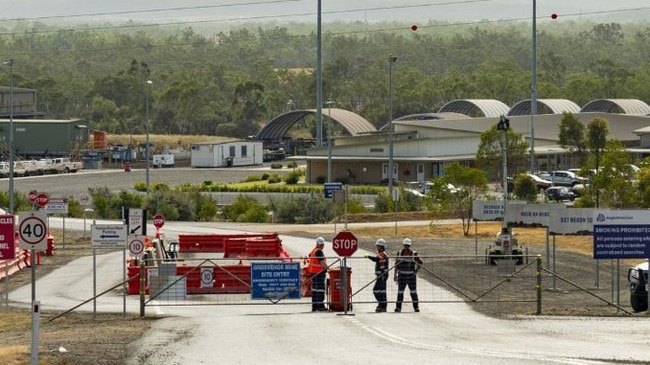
[35,193,49,208]
[332,231,358,257]
[28,190,38,203]
[152,214,165,229]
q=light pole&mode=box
[530,0,537,172]
[145,79,152,197]
[326,99,335,183]
[497,115,510,230]
[316,0,323,146]
[4,59,14,214]
[388,55,397,203]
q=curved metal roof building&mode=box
[507,99,581,116]
[437,99,510,118]
[580,99,650,115]
[255,108,376,140]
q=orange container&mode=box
[328,267,352,311]
[93,131,107,149]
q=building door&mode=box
[416,163,425,182]
[382,163,398,182]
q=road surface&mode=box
[8,218,650,365]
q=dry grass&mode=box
[97,134,236,151]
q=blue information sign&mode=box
[324,182,343,198]
[593,210,650,259]
[251,262,301,300]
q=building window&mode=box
[229,146,236,157]
[370,148,384,153]
[241,145,247,157]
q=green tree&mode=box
[586,118,610,206]
[427,162,488,236]
[592,139,637,208]
[512,174,538,202]
[476,124,529,180]
[558,112,587,166]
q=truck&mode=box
[538,170,588,187]
[627,261,648,312]
[51,157,83,173]
[487,227,524,265]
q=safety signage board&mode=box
[593,210,650,259]
[128,235,145,258]
[323,182,342,199]
[91,224,127,248]
[0,215,15,259]
[79,193,91,206]
[250,262,300,300]
[18,211,49,251]
[44,198,69,214]
[201,267,214,288]
[128,208,145,235]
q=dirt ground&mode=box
[0,218,644,365]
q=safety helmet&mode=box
[375,238,387,248]
[402,238,412,246]
[316,236,325,246]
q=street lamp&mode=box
[145,79,152,197]
[326,99,335,183]
[316,0,323,146]
[497,115,510,230]
[388,55,398,203]
[530,0,538,172]
[4,59,14,214]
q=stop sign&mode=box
[332,231,358,257]
[35,193,49,208]
[28,190,38,203]
[152,214,165,229]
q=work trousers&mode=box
[373,274,388,309]
[311,271,327,310]
[396,273,419,310]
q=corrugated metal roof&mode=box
[255,108,376,140]
[438,99,510,118]
[580,99,650,115]
[507,99,581,115]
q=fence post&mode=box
[536,255,542,315]
[139,261,146,317]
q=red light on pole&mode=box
[411,24,418,31]
[551,13,558,20]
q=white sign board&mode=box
[128,235,146,258]
[128,208,144,235]
[549,208,595,235]
[18,211,48,251]
[472,200,526,221]
[44,198,69,214]
[505,203,565,227]
[91,224,127,248]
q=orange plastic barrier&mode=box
[328,267,352,312]
[178,233,279,253]
[0,247,32,281]
[300,267,312,297]
[126,265,148,295]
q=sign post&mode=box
[19,211,49,306]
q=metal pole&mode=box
[326,100,335,182]
[387,56,396,197]
[316,0,323,146]
[145,80,152,196]
[502,128,508,230]
[6,59,14,214]
[530,0,537,173]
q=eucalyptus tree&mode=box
[476,124,529,180]
[558,112,587,166]
[586,118,610,207]
[592,139,637,208]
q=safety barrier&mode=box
[126,263,252,295]
[178,233,280,253]
[0,247,33,281]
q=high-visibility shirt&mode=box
[308,247,325,274]
[395,249,422,275]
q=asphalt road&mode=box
[9,217,650,365]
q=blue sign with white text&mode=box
[251,262,301,300]
[593,210,650,259]
[324,182,343,198]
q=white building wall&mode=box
[191,141,263,167]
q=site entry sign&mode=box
[250,262,300,300]
[593,210,650,259]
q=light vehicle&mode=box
[539,170,587,187]
[545,186,576,202]
[507,173,553,193]
[487,228,524,265]
[627,261,648,312]
[51,157,83,173]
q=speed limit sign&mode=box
[128,236,146,258]
[18,211,49,251]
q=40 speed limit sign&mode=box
[19,211,49,251]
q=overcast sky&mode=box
[2,0,649,25]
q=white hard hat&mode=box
[375,238,387,248]
[402,238,412,246]
[316,236,325,246]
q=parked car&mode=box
[545,186,576,202]
[627,261,648,312]
[538,170,587,187]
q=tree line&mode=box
[0,20,649,139]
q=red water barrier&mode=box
[0,247,32,281]
[178,233,279,253]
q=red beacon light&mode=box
[411,24,418,31]
[551,13,558,20]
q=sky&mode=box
[1,0,649,26]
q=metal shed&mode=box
[0,118,89,158]
[190,140,263,168]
